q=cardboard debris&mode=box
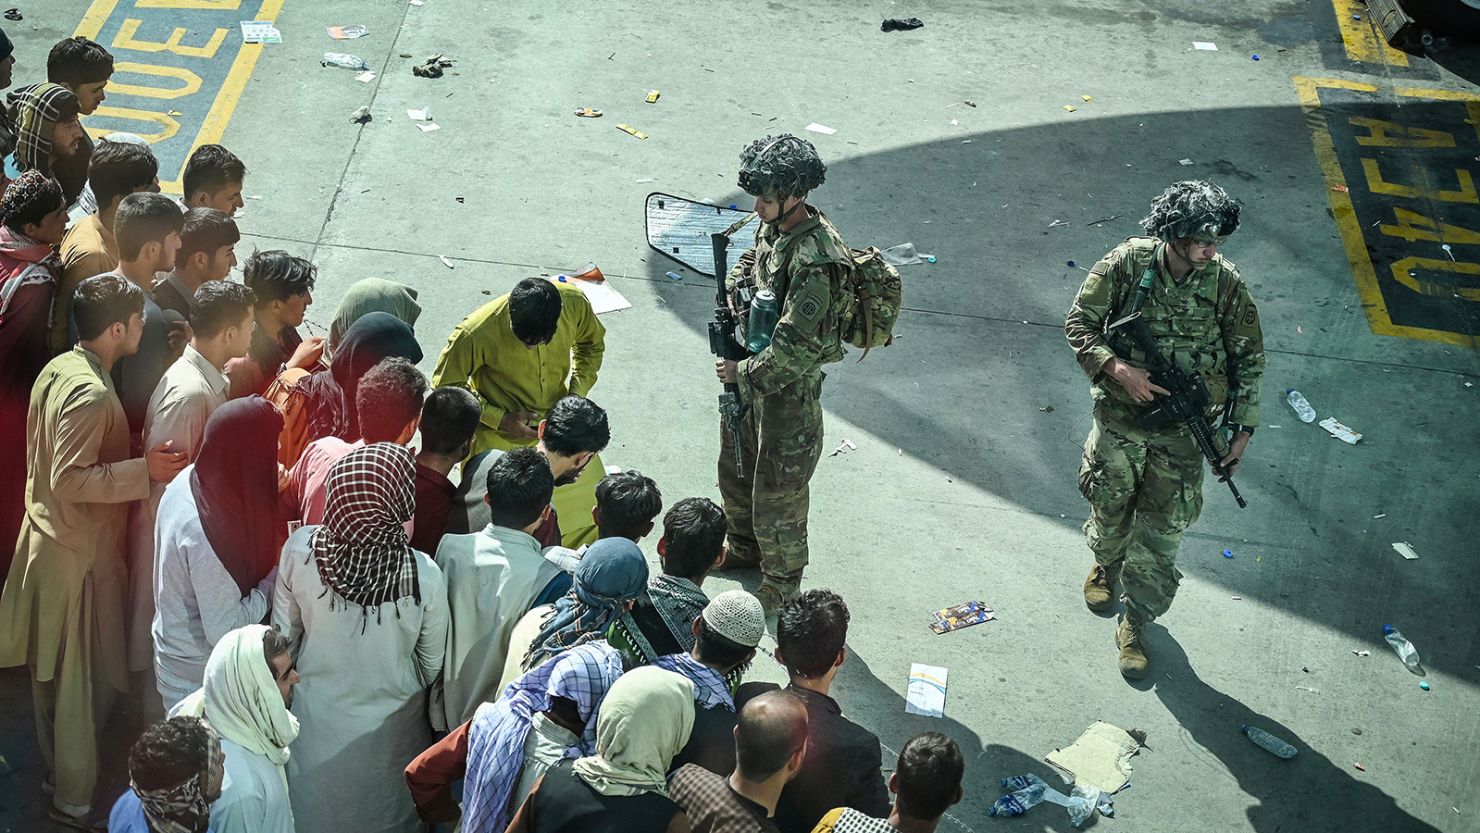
[1045,722,1142,794]
[1391,542,1419,561]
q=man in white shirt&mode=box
[127,281,256,694]
[435,447,564,727]
[172,624,302,833]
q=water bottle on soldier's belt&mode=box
[745,289,780,353]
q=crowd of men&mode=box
[0,20,1267,833]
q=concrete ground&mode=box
[3,0,1479,831]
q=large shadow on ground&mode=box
[645,102,1480,690]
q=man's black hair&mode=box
[595,470,662,540]
[541,395,609,457]
[0,175,64,234]
[693,616,753,671]
[419,386,481,457]
[508,277,562,345]
[776,589,849,679]
[189,281,255,339]
[115,193,183,261]
[74,273,144,340]
[88,141,158,209]
[262,628,291,678]
[242,250,316,306]
[734,690,808,782]
[895,732,965,821]
[486,447,555,529]
[128,717,211,792]
[47,37,114,86]
[660,497,726,581]
[179,208,240,261]
[356,357,427,444]
[183,144,247,199]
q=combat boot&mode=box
[1083,560,1122,612]
[1115,613,1150,679]
[752,581,797,617]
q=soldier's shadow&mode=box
[1145,626,1440,833]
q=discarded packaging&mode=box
[664,271,682,282]
[323,52,368,70]
[644,89,661,103]
[326,24,368,39]
[1419,680,1431,691]
[416,123,440,133]
[1352,649,1370,657]
[1382,625,1424,675]
[1354,762,1366,771]
[241,21,283,44]
[354,70,375,83]
[804,122,837,135]
[438,255,454,269]
[905,663,947,717]
[1242,724,1297,758]
[881,17,925,32]
[1285,388,1317,422]
[615,123,648,139]
[571,262,604,282]
[349,105,371,123]
[413,54,454,78]
[829,439,857,457]
[1332,184,1349,192]
[879,242,928,266]
[1391,542,1419,561]
[3,8,20,21]
[929,600,993,634]
[1318,417,1361,444]
[1178,158,1195,166]
[1193,41,1218,50]
[1045,722,1142,794]
[1062,104,1078,112]
[407,107,432,121]
[574,107,603,118]
[1081,95,1093,101]
[988,774,1112,827]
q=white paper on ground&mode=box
[1391,542,1419,561]
[416,122,441,132]
[553,277,631,314]
[905,663,947,718]
[240,21,282,43]
[1318,417,1362,444]
[1193,41,1218,51]
[407,107,431,121]
[355,70,376,83]
[804,122,837,135]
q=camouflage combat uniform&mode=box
[719,208,850,595]
[1065,236,1264,622]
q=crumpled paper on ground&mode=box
[1044,720,1144,794]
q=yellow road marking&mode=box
[74,0,119,40]
[1292,76,1479,347]
[1331,0,1409,67]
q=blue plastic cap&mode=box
[1382,624,1394,635]
[1067,260,1077,267]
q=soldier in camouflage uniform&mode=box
[1064,180,1265,678]
[714,134,850,614]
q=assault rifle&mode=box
[709,213,758,476]
[1107,311,1247,509]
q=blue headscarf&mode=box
[523,538,648,670]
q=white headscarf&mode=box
[571,667,695,797]
[173,625,300,771]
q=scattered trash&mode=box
[406,107,432,121]
[615,123,648,140]
[1081,94,1093,102]
[804,122,837,135]
[879,242,931,266]
[1373,513,1386,519]
[1231,595,1242,600]
[644,89,661,103]
[1193,41,1218,50]
[1419,680,1431,691]
[1039,405,1055,413]
[1178,158,1195,166]
[881,17,925,32]
[634,177,655,183]
[413,54,454,77]
[1382,625,1425,675]
[349,105,371,124]
[1285,388,1317,423]
[829,439,858,457]
[1084,215,1120,226]
[1045,721,1143,794]
[948,118,959,126]
[988,773,1111,827]
[1353,727,1364,734]
[929,601,994,634]
[905,663,947,717]
[574,107,602,118]
[1441,243,1456,262]
[1048,219,1070,229]
[1062,104,1078,112]
[455,197,464,203]
[1222,549,1233,558]
[1242,725,1297,759]
[2,8,20,21]
[1390,542,1419,561]
[664,271,682,282]
[416,122,441,133]
[241,21,282,44]
[1318,417,1361,444]
[323,52,369,70]
[438,255,454,269]
[1352,649,1370,657]
[326,24,368,39]
[1354,762,1366,772]
[1251,53,1261,60]
[354,70,376,83]
[1466,382,1475,388]
[964,100,977,107]
[1295,685,1319,694]
[1331,184,1349,192]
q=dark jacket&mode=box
[735,682,889,833]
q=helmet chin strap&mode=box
[774,193,806,225]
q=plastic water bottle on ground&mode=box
[323,52,369,71]
[1285,388,1316,423]
[1382,624,1425,675]
[1242,724,1297,758]
[987,774,1048,817]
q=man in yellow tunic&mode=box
[0,274,186,825]
[432,277,606,546]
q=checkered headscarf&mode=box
[309,442,420,621]
[8,83,80,180]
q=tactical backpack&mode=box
[837,246,903,358]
